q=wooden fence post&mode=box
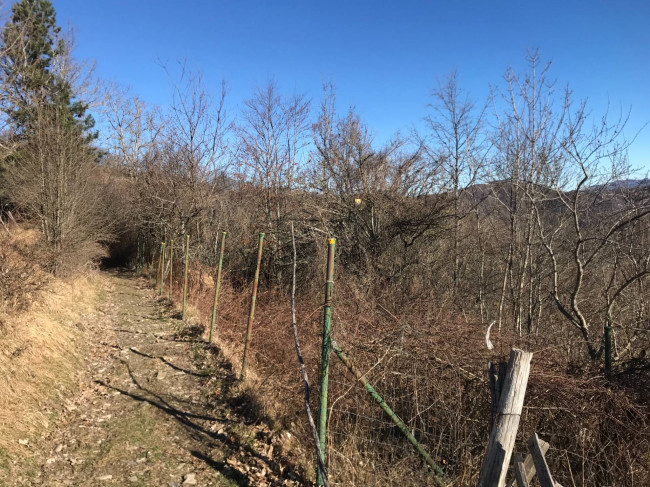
[477,348,533,487]
[159,242,166,296]
[506,439,549,487]
[157,242,164,288]
[528,434,555,487]
[513,454,530,487]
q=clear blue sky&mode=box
[44,0,650,170]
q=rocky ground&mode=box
[16,270,306,487]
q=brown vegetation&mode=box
[0,4,647,482]
[101,52,649,486]
[165,256,650,485]
[0,224,103,479]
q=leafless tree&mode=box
[4,103,114,273]
[530,101,650,358]
[237,79,310,224]
[103,86,164,179]
[423,70,489,303]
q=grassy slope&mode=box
[0,226,104,482]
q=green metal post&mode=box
[135,239,139,273]
[317,238,336,486]
[604,326,613,374]
[168,239,174,301]
[182,235,190,320]
[331,340,446,485]
[159,242,166,296]
[139,240,143,274]
[149,244,153,282]
[241,233,264,379]
[209,232,227,344]
[157,242,164,289]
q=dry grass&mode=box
[0,225,49,312]
[0,225,105,478]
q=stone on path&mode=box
[182,472,197,485]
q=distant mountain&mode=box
[600,179,650,190]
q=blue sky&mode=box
[42,0,650,170]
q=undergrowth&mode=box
[160,262,650,486]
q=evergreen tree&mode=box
[0,0,95,136]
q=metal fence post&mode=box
[209,231,227,344]
[317,238,335,486]
[168,239,174,301]
[182,235,190,320]
[241,232,264,379]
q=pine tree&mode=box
[0,0,95,136]
[0,0,108,270]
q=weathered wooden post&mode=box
[168,239,174,301]
[489,361,507,430]
[527,434,556,487]
[182,235,190,320]
[513,454,530,487]
[316,238,336,486]
[506,439,549,487]
[209,231,227,344]
[478,348,533,487]
[241,233,264,379]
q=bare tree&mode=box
[310,83,449,282]
[531,101,650,358]
[237,79,310,225]
[490,51,567,333]
[5,104,114,272]
[423,70,489,301]
[103,87,164,179]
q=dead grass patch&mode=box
[0,270,104,479]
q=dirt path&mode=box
[21,270,304,487]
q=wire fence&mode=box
[133,234,650,487]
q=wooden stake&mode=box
[528,433,555,487]
[159,242,166,296]
[506,440,549,487]
[513,454,530,487]
[478,348,533,487]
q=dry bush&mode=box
[4,106,115,275]
[159,257,650,486]
[0,224,49,312]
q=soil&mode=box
[15,270,306,487]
